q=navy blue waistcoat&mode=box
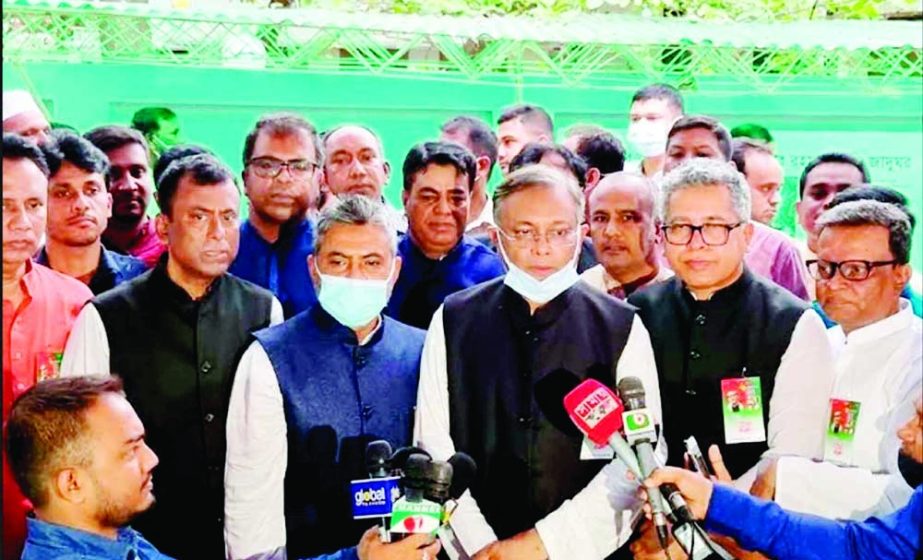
[254,306,425,558]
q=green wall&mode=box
[4,61,921,270]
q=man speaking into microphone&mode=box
[414,165,664,560]
[224,196,434,560]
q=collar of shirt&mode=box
[243,217,314,249]
[149,256,223,314]
[500,281,576,330]
[401,232,466,267]
[309,304,385,347]
[681,266,752,306]
[23,517,150,559]
[36,246,144,294]
[828,298,913,349]
[465,196,494,232]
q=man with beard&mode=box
[230,113,322,318]
[84,126,166,268]
[3,133,93,558]
[6,376,171,559]
[37,131,146,294]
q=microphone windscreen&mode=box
[564,379,625,446]
[534,368,584,437]
[617,376,647,410]
[389,446,432,474]
[446,452,477,500]
[365,440,393,475]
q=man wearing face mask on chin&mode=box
[625,84,684,179]
[415,165,663,560]
[225,195,433,560]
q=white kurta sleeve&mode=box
[534,315,663,559]
[269,297,284,326]
[60,304,111,377]
[224,341,288,560]
[764,309,835,460]
[413,305,498,555]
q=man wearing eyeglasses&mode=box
[415,165,663,559]
[230,113,322,318]
[626,158,835,556]
[769,199,920,521]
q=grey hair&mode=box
[314,195,397,255]
[493,164,584,225]
[657,158,751,223]
[817,199,912,264]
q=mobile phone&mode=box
[684,436,712,476]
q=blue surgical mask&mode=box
[314,262,395,329]
[497,237,581,305]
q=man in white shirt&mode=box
[414,165,663,560]
[440,116,498,236]
[774,199,921,520]
[581,172,672,299]
[224,195,437,560]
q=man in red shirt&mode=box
[84,126,166,268]
[2,133,93,558]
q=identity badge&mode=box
[580,437,615,460]
[720,377,766,444]
[35,350,63,383]
[824,399,861,465]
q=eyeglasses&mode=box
[248,157,317,179]
[806,259,898,281]
[496,227,578,247]
[661,223,742,246]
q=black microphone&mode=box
[617,377,694,524]
[363,440,396,541]
[446,452,477,502]
[366,439,393,478]
[389,446,432,476]
[617,377,733,560]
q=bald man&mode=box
[581,172,672,298]
[321,124,406,232]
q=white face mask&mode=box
[497,236,582,305]
[627,119,671,158]
[314,261,395,329]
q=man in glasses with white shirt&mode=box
[770,199,920,522]
[230,113,322,318]
[627,158,835,557]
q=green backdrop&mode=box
[4,61,921,270]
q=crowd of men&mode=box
[2,83,921,560]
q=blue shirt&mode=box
[36,246,146,295]
[385,234,505,329]
[229,218,317,318]
[814,287,923,328]
[21,517,174,560]
[705,483,923,560]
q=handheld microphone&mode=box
[439,452,477,560]
[390,454,447,539]
[564,378,671,548]
[352,440,401,541]
[617,378,734,560]
[617,377,694,525]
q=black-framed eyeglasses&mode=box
[806,259,899,281]
[661,223,742,246]
[247,157,317,179]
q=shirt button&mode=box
[204,413,215,423]
[518,416,530,425]
[689,350,701,360]
[695,314,706,326]
[200,361,212,374]
[13,352,22,360]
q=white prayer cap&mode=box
[2,90,43,122]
